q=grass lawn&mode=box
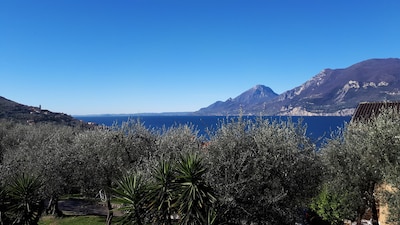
[39,215,106,225]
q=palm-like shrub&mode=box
[5,174,43,225]
[147,160,176,225]
[0,184,9,224]
[175,153,216,225]
[113,173,147,225]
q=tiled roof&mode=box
[351,102,400,122]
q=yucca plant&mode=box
[205,207,225,225]
[113,173,147,225]
[5,174,44,225]
[147,160,177,225]
[0,184,9,225]
[175,153,216,225]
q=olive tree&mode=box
[0,120,19,164]
[365,109,400,225]
[115,118,158,170]
[155,124,205,161]
[319,108,400,225]
[73,128,127,224]
[73,119,157,225]
[0,123,79,216]
[206,117,322,224]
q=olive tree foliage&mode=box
[206,117,323,225]
[154,124,205,162]
[383,142,400,225]
[364,109,400,225]
[318,126,373,224]
[72,119,158,196]
[115,118,158,170]
[0,123,79,216]
[73,119,158,225]
[0,120,21,163]
[0,118,159,224]
[319,108,400,225]
[310,183,350,225]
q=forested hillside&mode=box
[0,96,91,127]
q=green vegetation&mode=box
[313,108,400,225]
[113,173,147,225]
[0,97,92,127]
[1,112,400,225]
[1,174,43,225]
[39,215,105,225]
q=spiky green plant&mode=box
[175,153,216,225]
[5,174,44,225]
[0,184,9,224]
[147,160,176,225]
[113,174,147,225]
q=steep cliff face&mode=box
[277,69,332,102]
[196,58,400,116]
[270,58,400,116]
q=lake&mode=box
[74,115,351,145]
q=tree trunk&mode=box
[356,206,364,225]
[370,182,379,225]
[106,193,113,225]
[46,196,63,217]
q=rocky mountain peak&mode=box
[195,58,400,116]
[233,85,278,104]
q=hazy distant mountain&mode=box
[196,58,400,116]
[0,96,91,127]
[195,85,278,115]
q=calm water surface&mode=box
[75,115,351,144]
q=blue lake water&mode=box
[74,115,351,145]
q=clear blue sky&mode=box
[1,0,399,115]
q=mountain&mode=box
[195,58,400,116]
[0,96,92,127]
[195,85,278,115]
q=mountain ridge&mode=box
[195,84,278,115]
[195,58,400,116]
[2,58,400,118]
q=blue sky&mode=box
[1,0,399,115]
